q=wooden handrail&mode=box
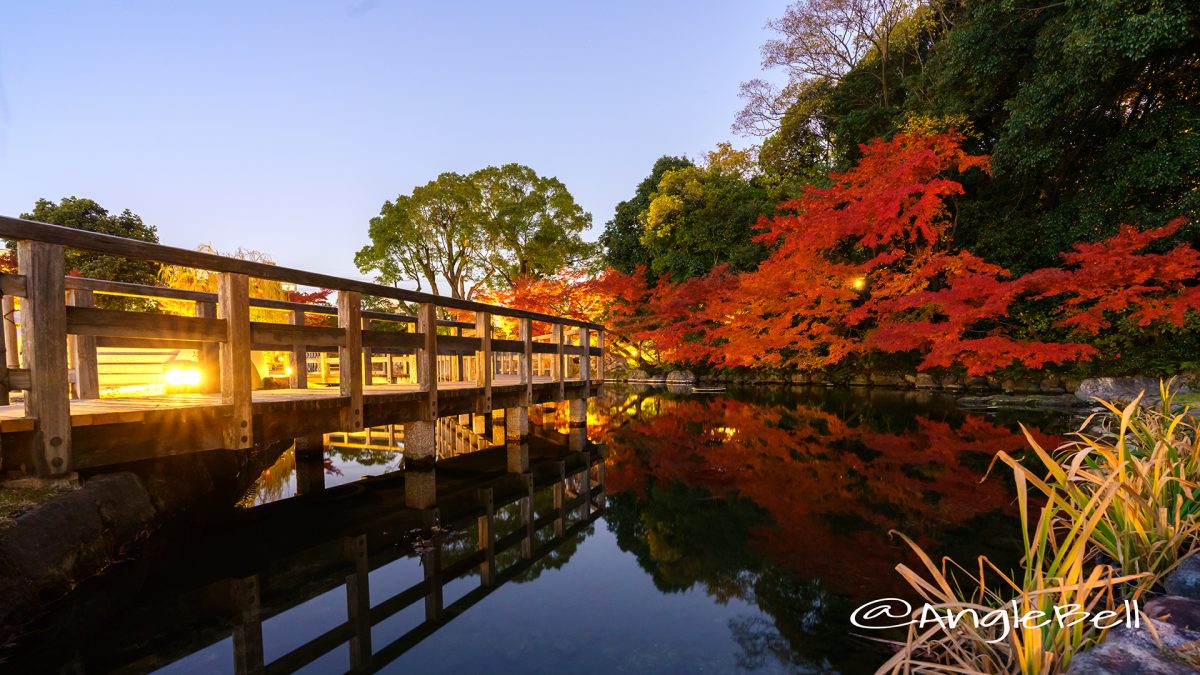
[0,215,603,330]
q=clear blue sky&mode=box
[0,1,787,280]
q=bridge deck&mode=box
[0,375,578,433]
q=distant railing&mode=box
[0,215,606,476]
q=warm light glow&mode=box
[714,426,737,439]
[164,368,202,387]
[284,366,294,376]
[851,277,866,290]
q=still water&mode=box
[4,385,1073,674]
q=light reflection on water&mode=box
[4,385,1073,674]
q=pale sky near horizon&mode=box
[0,1,788,283]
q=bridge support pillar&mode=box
[403,420,436,467]
[568,398,587,427]
[505,407,529,441]
[471,413,489,438]
[295,435,325,495]
[506,440,529,473]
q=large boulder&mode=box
[665,370,696,384]
[1164,555,1200,600]
[1075,377,1189,404]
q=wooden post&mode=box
[2,295,17,369]
[0,298,8,407]
[218,273,253,450]
[18,241,71,476]
[66,289,99,400]
[319,351,330,385]
[423,537,443,623]
[455,326,465,382]
[477,487,496,586]
[552,323,565,402]
[339,291,364,431]
[519,318,533,405]
[579,326,590,396]
[596,450,607,509]
[344,534,372,672]
[196,300,222,394]
[360,316,373,387]
[231,575,264,675]
[597,329,605,382]
[290,308,307,390]
[475,312,491,412]
[520,472,534,560]
[553,461,566,537]
[416,302,438,420]
[580,451,592,518]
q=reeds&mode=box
[878,381,1199,674]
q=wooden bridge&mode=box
[0,215,605,477]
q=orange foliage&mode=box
[498,132,1200,375]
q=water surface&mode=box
[3,385,1072,674]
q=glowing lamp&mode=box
[164,368,202,387]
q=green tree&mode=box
[922,0,1200,272]
[599,156,693,275]
[355,172,488,299]
[473,163,595,286]
[20,197,160,285]
[357,166,595,298]
[641,144,773,281]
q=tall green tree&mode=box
[473,163,595,286]
[922,0,1200,272]
[641,144,773,281]
[599,156,693,275]
[356,165,594,298]
[20,197,160,285]
[355,172,486,299]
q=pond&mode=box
[1,385,1075,674]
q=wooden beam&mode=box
[475,312,491,412]
[0,273,27,297]
[218,272,253,450]
[17,241,71,476]
[416,303,437,421]
[231,576,265,675]
[248,322,344,348]
[290,309,307,390]
[344,534,372,672]
[339,291,364,431]
[66,289,100,399]
[66,306,227,342]
[2,295,18,369]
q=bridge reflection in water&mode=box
[30,417,605,675]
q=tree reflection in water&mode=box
[594,386,1068,672]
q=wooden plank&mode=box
[362,330,422,351]
[0,215,604,330]
[66,305,226,342]
[218,272,253,449]
[65,276,210,302]
[339,291,364,431]
[289,309,307,389]
[475,312,491,412]
[0,295,9,405]
[519,318,532,405]
[416,303,437,421]
[66,289,100,399]
[194,300,221,394]
[17,241,72,476]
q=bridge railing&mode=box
[0,215,605,476]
